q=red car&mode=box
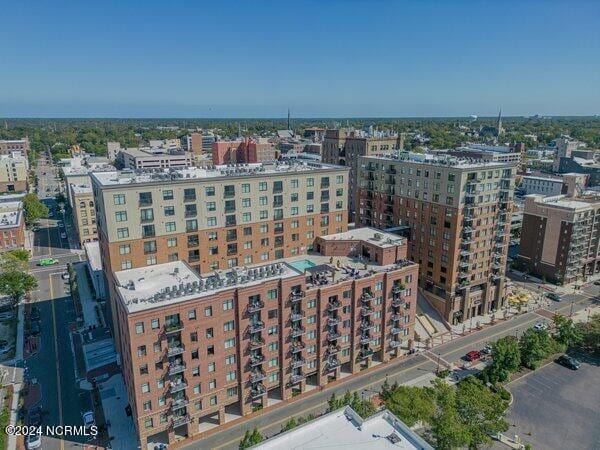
[465,350,481,362]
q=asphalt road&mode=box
[183,288,597,450]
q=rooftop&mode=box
[364,152,511,169]
[84,241,102,272]
[522,175,563,183]
[319,227,406,249]
[250,406,433,450]
[0,201,23,228]
[70,184,93,195]
[63,165,114,176]
[91,161,347,187]
[528,194,600,210]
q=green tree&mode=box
[0,271,38,302]
[384,385,436,427]
[350,391,377,419]
[455,376,509,448]
[519,329,552,369]
[22,193,49,226]
[577,313,600,355]
[482,336,521,383]
[553,314,583,347]
[429,380,470,450]
[239,428,264,449]
[0,249,30,272]
[281,417,298,432]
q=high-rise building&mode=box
[357,152,516,323]
[111,227,418,448]
[518,193,600,284]
[0,153,28,193]
[70,184,98,245]
[322,129,401,221]
[182,133,203,156]
[91,161,349,343]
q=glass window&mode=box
[113,194,125,205]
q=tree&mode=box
[553,314,583,347]
[0,271,38,302]
[0,249,30,272]
[455,376,509,448]
[281,417,298,432]
[327,391,376,419]
[384,385,436,427]
[519,329,552,369]
[429,380,470,450]
[482,336,521,383]
[22,193,49,226]
[577,313,600,355]
[239,428,264,449]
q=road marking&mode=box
[46,219,52,257]
[49,274,65,450]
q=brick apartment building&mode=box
[0,138,30,156]
[70,184,98,245]
[322,129,402,221]
[518,193,600,284]
[357,152,516,324]
[212,138,276,166]
[111,228,418,448]
[0,197,25,251]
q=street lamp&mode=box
[514,329,518,339]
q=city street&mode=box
[184,289,597,450]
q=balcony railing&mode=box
[169,381,187,393]
[290,311,304,322]
[249,354,265,366]
[290,373,305,384]
[290,341,305,353]
[327,358,341,369]
[164,322,184,334]
[327,332,341,341]
[247,301,264,314]
[290,358,305,369]
[361,291,373,300]
[290,326,305,338]
[327,300,341,311]
[327,317,341,326]
[360,321,374,331]
[360,307,374,317]
[358,349,374,359]
[168,363,186,376]
[327,344,341,355]
[390,340,401,348]
[249,337,265,349]
[290,291,304,302]
[250,384,266,398]
[166,345,185,358]
[360,335,371,345]
[392,285,404,294]
[391,298,405,307]
[171,414,191,428]
[249,370,266,383]
[170,398,189,410]
[391,327,404,334]
[248,321,265,334]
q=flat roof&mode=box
[319,227,406,249]
[84,241,102,272]
[251,406,433,450]
[0,201,23,228]
[522,175,563,183]
[364,152,511,169]
[70,184,93,195]
[91,161,347,187]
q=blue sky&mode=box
[1,0,599,117]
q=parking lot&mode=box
[495,353,600,450]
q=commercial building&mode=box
[322,129,401,220]
[0,153,28,193]
[520,175,564,196]
[111,227,418,448]
[357,152,516,323]
[63,165,114,207]
[252,406,433,450]
[118,147,193,170]
[182,133,215,156]
[0,138,29,156]
[0,198,25,251]
[450,144,522,165]
[518,193,600,284]
[70,184,98,245]
[212,138,276,165]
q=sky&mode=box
[0,0,599,118]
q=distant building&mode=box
[0,153,28,193]
[252,406,433,450]
[62,164,114,207]
[0,198,25,251]
[181,133,202,156]
[70,184,97,245]
[148,138,181,149]
[520,175,564,196]
[212,138,276,165]
[519,193,600,284]
[303,127,326,142]
[118,147,192,170]
[0,138,29,156]
[107,141,121,161]
[448,144,522,165]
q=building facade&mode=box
[118,148,193,170]
[322,129,400,220]
[520,175,564,196]
[357,152,516,323]
[112,227,418,448]
[0,199,25,251]
[518,194,600,284]
[0,154,28,193]
[70,184,98,245]
[212,138,276,166]
[0,138,30,156]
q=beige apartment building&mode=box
[518,193,600,284]
[112,228,418,448]
[118,147,193,170]
[322,129,401,220]
[0,154,28,193]
[70,184,98,245]
[357,152,516,324]
[0,138,30,156]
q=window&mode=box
[268,372,279,383]
[208,379,217,390]
[113,194,125,205]
[209,395,217,406]
[186,219,198,232]
[143,241,156,254]
[151,318,159,329]
[207,217,217,227]
[224,338,235,349]
[146,256,157,265]
[242,198,251,208]
[268,326,278,335]
[225,354,236,365]
[115,211,127,222]
[140,208,154,222]
[164,206,175,216]
[140,364,148,375]
[267,289,278,299]
[259,181,267,191]
[135,322,144,334]
[226,371,236,382]
[223,299,234,310]
[227,387,238,397]
[141,382,150,394]
[242,212,251,222]
[205,186,215,196]
[139,192,152,206]
[163,190,173,200]
[208,362,216,373]
[167,237,177,247]
[268,342,279,351]
[121,260,132,270]
[142,225,155,238]
[165,222,176,232]
[184,188,196,201]
[206,327,214,338]
[188,309,197,320]
[268,358,278,368]
[119,244,130,255]
[204,306,213,317]
[206,201,216,212]
[223,320,235,332]
[241,183,250,193]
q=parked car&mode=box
[60,232,67,239]
[58,222,64,228]
[82,410,95,430]
[533,321,549,331]
[465,350,481,361]
[61,272,70,281]
[481,344,492,355]
[27,406,43,427]
[26,433,41,450]
[29,322,41,336]
[556,355,581,370]
[546,292,561,302]
[594,281,600,286]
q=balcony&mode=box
[360,321,374,331]
[168,362,186,376]
[248,321,265,334]
[361,291,373,300]
[391,298,405,307]
[290,358,305,369]
[327,317,341,326]
[390,340,401,349]
[166,345,185,358]
[171,415,191,428]
[290,341,305,353]
[169,381,187,394]
[249,337,266,349]
[390,313,403,322]
[249,370,266,383]
[290,291,304,302]
[327,344,341,355]
[249,354,265,366]
[290,311,304,322]
[290,373,305,384]
[327,300,342,311]
[327,358,341,369]
[327,331,341,341]
[359,335,371,345]
[360,307,374,317]
[164,322,184,334]
[250,384,266,398]
[170,398,189,410]
[358,348,374,359]
[392,285,404,294]
[290,326,305,338]
[247,301,264,314]
[391,327,404,334]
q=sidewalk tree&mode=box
[239,428,264,449]
[553,314,582,347]
[482,336,521,383]
[22,193,49,226]
[383,385,436,427]
[327,391,376,419]
[577,313,600,355]
[455,376,509,448]
[281,417,298,432]
[429,380,470,450]
[0,270,38,302]
[0,249,30,272]
[519,328,552,369]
